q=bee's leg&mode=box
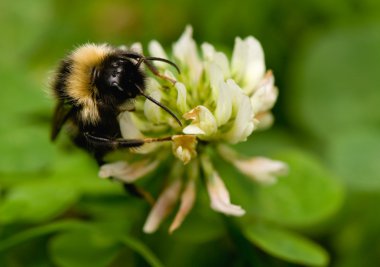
[84,132,172,149]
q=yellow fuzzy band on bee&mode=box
[66,43,113,123]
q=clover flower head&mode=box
[100,26,288,233]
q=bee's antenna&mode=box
[135,85,182,127]
[144,57,181,74]
[121,52,180,74]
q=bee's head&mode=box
[94,55,144,104]
[91,50,182,126]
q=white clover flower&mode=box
[100,26,288,233]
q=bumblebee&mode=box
[51,44,181,162]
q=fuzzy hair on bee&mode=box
[51,43,181,163]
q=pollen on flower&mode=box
[172,135,197,164]
[182,106,218,138]
[97,26,287,233]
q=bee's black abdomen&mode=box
[72,105,122,156]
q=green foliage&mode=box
[49,229,120,267]
[0,179,79,224]
[169,201,225,243]
[288,23,380,139]
[1,0,380,266]
[327,129,380,190]
[244,223,328,266]
[251,150,343,227]
[214,142,342,265]
[215,146,343,227]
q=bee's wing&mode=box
[51,101,73,141]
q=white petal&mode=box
[119,112,144,139]
[213,52,230,78]
[209,62,224,87]
[148,40,168,59]
[232,37,266,95]
[118,112,160,154]
[146,77,162,91]
[118,45,128,51]
[216,144,239,159]
[173,26,203,86]
[164,69,176,79]
[214,80,232,126]
[206,171,245,216]
[175,82,189,114]
[169,179,196,233]
[209,63,225,99]
[255,112,274,130]
[143,180,182,233]
[183,125,205,135]
[173,26,195,63]
[251,71,278,113]
[223,80,255,143]
[243,37,266,93]
[144,89,164,123]
[99,161,127,179]
[183,106,217,138]
[130,42,143,54]
[148,40,169,68]
[128,112,167,133]
[99,160,159,183]
[233,157,288,185]
[201,42,215,60]
[202,43,230,78]
[231,37,246,81]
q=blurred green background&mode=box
[1,0,380,266]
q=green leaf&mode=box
[244,222,329,266]
[287,24,380,139]
[233,127,297,157]
[0,126,55,173]
[50,149,120,196]
[0,179,79,224]
[217,149,344,227]
[327,129,380,190]
[0,0,53,66]
[170,203,225,243]
[332,192,380,267]
[120,236,164,267]
[0,66,54,174]
[0,220,86,252]
[251,150,344,226]
[49,228,120,267]
[78,197,144,237]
